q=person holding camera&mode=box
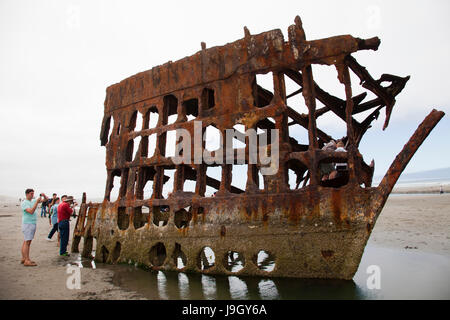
[40,195,48,218]
[57,195,75,257]
[21,189,48,266]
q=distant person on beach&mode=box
[440,185,444,194]
[21,189,48,266]
[40,195,48,218]
[57,195,74,256]
[47,197,60,244]
[47,193,57,213]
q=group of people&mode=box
[20,189,78,267]
[320,140,348,181]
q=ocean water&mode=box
[373,177,450,189]
[395,179,450,188]
[74,244,450,300]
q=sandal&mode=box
[23,261,37,267]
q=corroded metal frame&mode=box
[71,16,444,279]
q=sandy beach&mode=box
[0,197,145,300]
[0,193,449,300]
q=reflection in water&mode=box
[257,250,276,272]
[178,273,189,300]
[79,245,450,300]
[258,279,279,300]
[106,267,360,300]
[228,276,248,299]
[226,252,245,273]
[201,274,217,300]
[200,247,216,270]
[157,271,168,300]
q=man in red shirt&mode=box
[57,195,74,256]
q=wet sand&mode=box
[0,193,449,300]
[369,193,450,256]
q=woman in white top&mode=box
[334,141,347,171]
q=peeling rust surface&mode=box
[72,16,444,279]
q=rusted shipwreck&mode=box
[72,16,444,279]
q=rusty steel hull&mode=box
[77,185,379,279]
[71,16,445,279]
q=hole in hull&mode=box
[149,242,167,267]
[254,250,275,272]
[133,206,149,229]
[172,243,187,269]
[174,207,192,229]
[198,247,215,271]
[152,206,169,227]
[224,251,245,273]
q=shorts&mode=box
[22,223,36,241]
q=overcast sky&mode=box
[1,0,449,199]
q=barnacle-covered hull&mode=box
[71,16,444,279]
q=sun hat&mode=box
[63,196,74,202]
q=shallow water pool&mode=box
[73,244,449,300]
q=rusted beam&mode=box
[185,165,244,194]
[356,37,381,51]
[286,88,303,99]
[352,74,409,116]
[286,106,333,143]
[355,106,383,146]
[256,83,332,143]
[284,68,366,137]
[378,109,445,197]
[345,55,397,130]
